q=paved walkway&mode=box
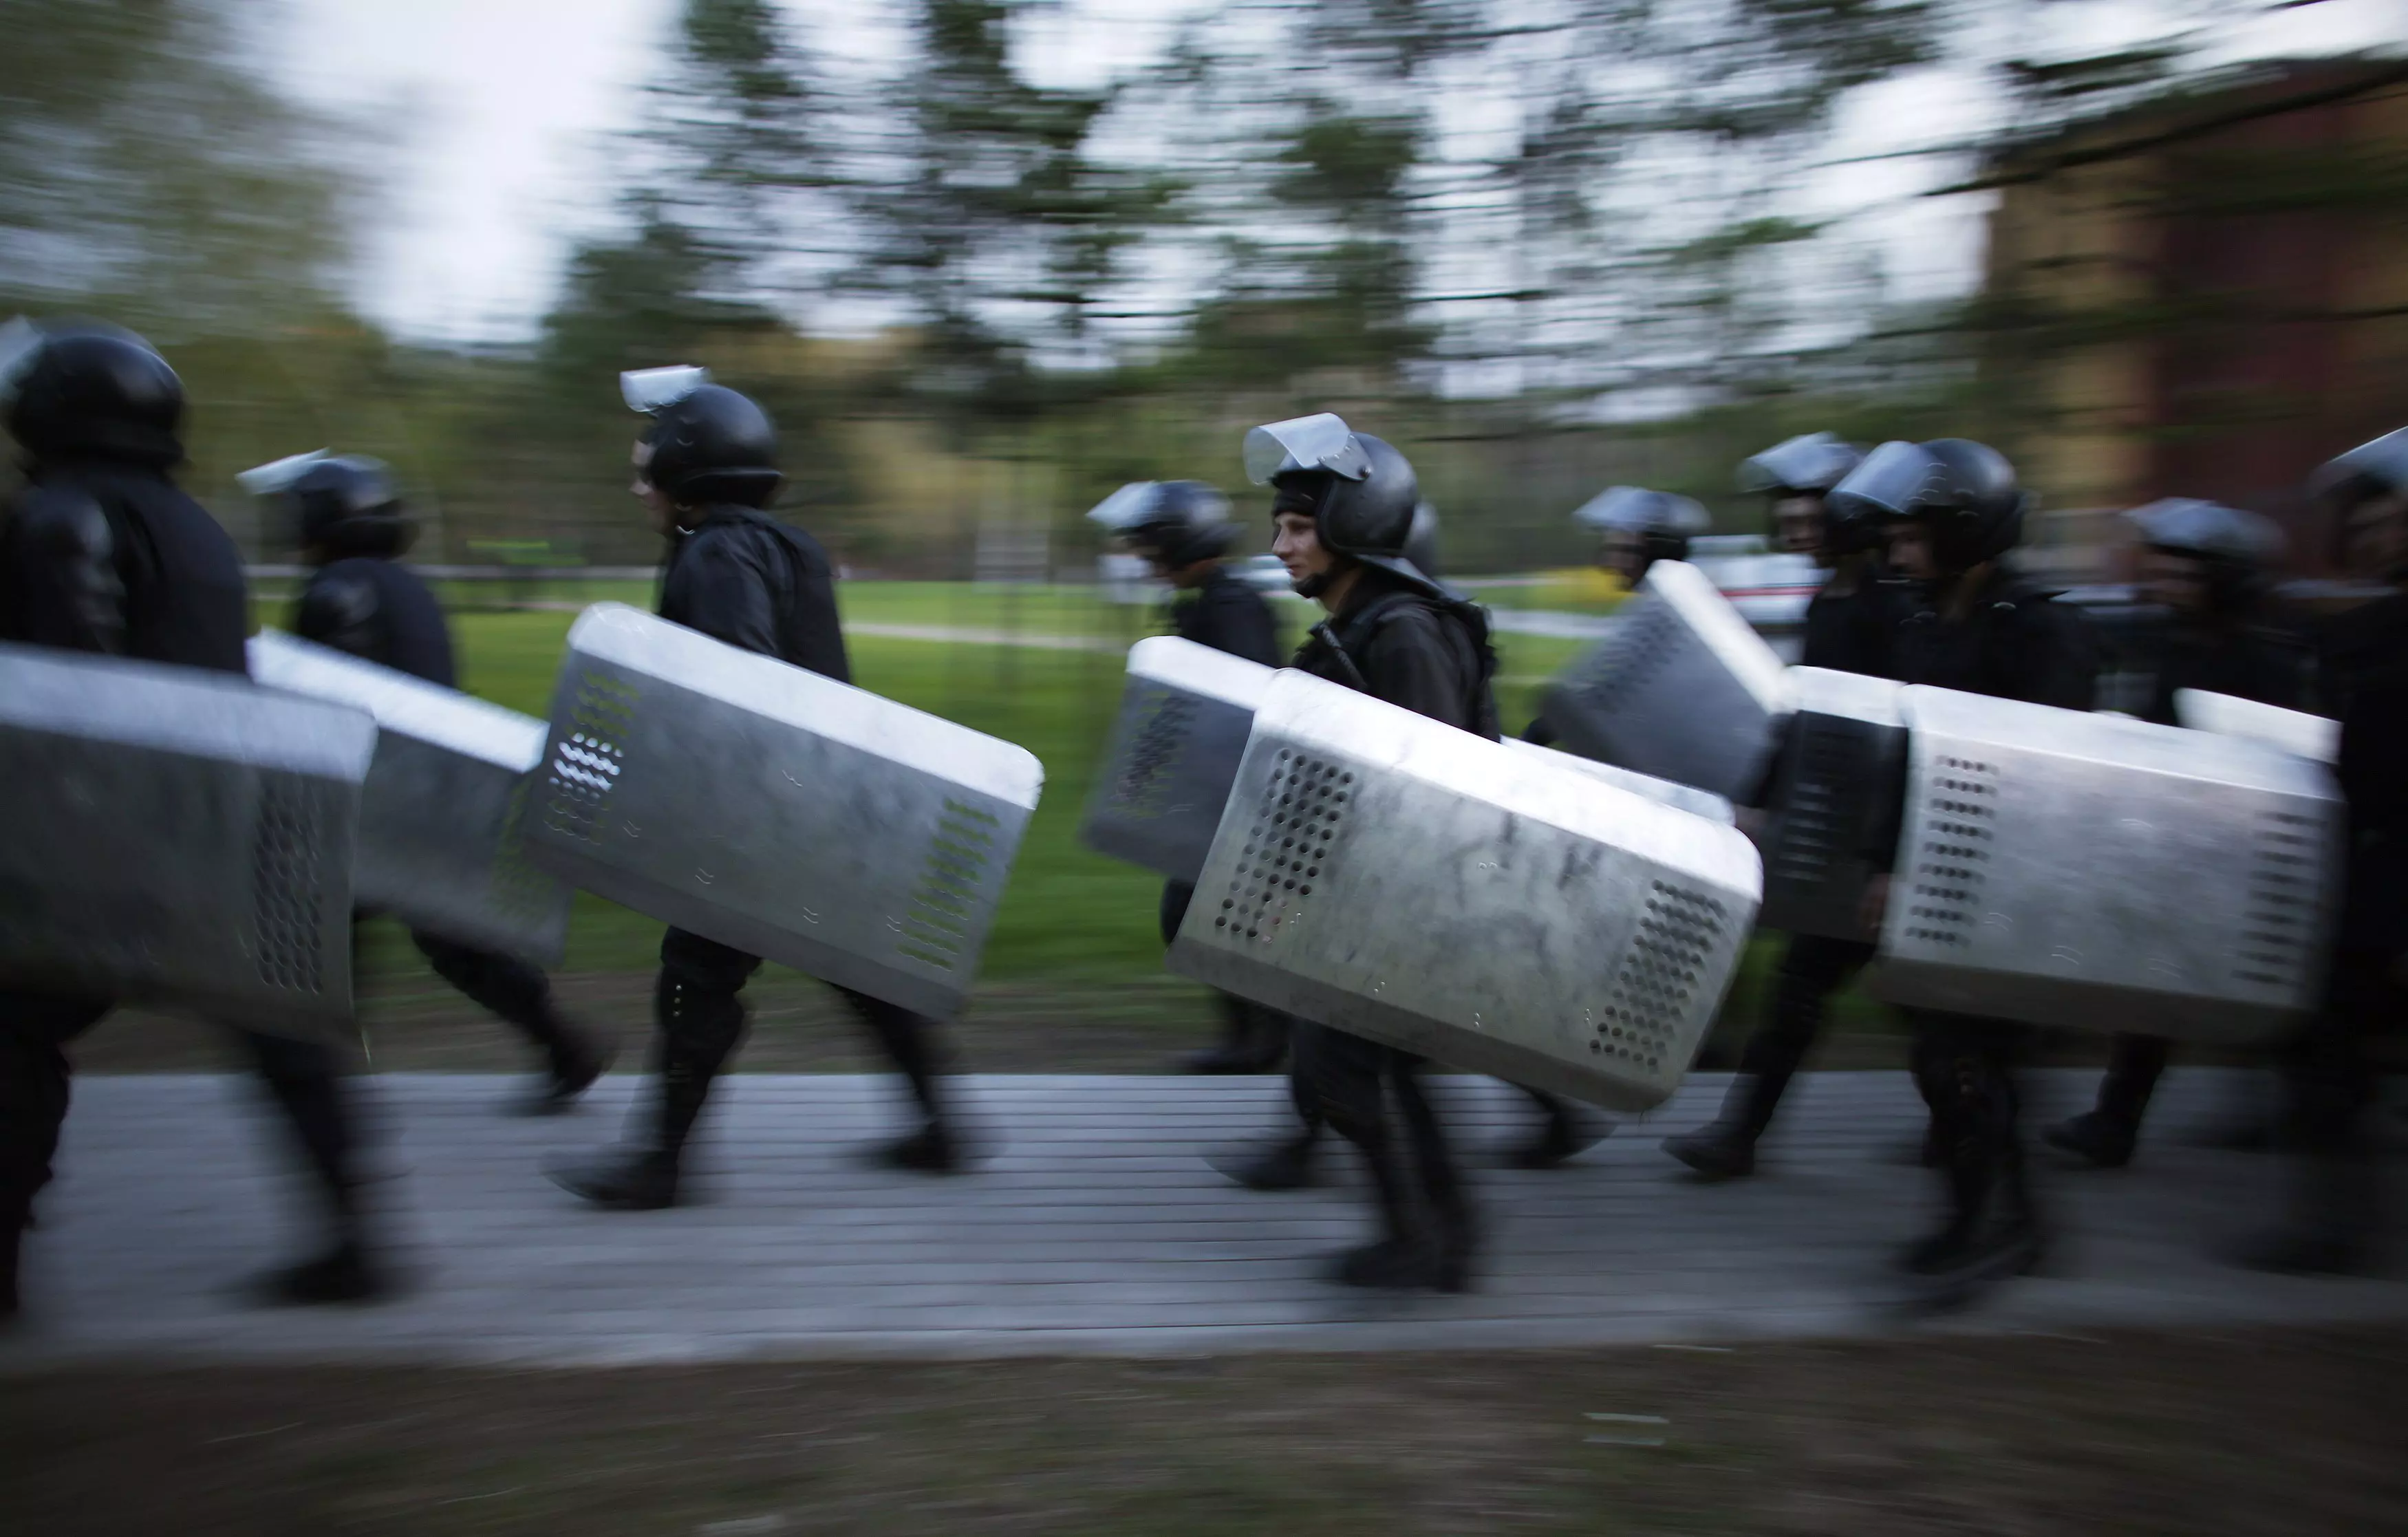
[6,1071,2401,1366]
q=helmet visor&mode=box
[2124,497,2283,563]
[1737,432,1858,495]
[1827,440,1947,521]
[621,364,711,414]
[1243,412,1370,485]
[237,449,330,497]
[2314,425,2408,500]
[1084,482,1164,533]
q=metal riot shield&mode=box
[1756,667,1907,938]
[1502,738,1736,825]
[1079,636,1271,883]
[1168,669,1762,1112]
[524,604,1044,1020]
[1540,559,1794,800]
[248,630,572,966]
[0,642,374,1036]
[1869,685,2342,1044]
[2174,689,2340,765]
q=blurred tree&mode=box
[0,0,359,332]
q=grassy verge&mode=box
[3,1324,2401,1536]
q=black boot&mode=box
[874,1120,961,1174]
[519,1023,614,1117]
[1326,1136,1445,1291]
[1506,1088,1608,1170]
[1900,1132,2042,1307]
[2044,1109,2136,1170]
[252,1238,388,1307]
[547,1147,680,1210]
[1210,1128,1320,1191]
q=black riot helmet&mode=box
[1829,437,2026,572]
[1570,485,1710,581]
[1245,411,1435,594]
[0,315,184,468]
[2312,425,2408,580]
[1085,480,1238,568]
[2312,424,2408,508]
[239,450,415,560]
[623,365,781,508]
[1739,431,1870,557]
[1404,501,1441,585]
[2123,497,2282,612]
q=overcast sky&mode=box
[263,0,2405,345]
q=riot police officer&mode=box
[1211,493,1598,1195]
[2237,427,2408,1273]
[1663,431,1891,1179]
[1523,486,1712,752]
[244,452,612,1114]
[0,319,386,1312]
[1576,485,1711,588]
[548,369,959,1210]
[2046,497,2306,1170]
[1242,412,1498,1289]
[1837,438,2098,1304]
[1086,480,1287,1073]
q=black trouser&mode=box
[1300,1024,1472,1255]
[2085,1033,2171,1129]
[641,927,950,1160]
[2280,948,2398,1158]
[1161,881,1291,1068]
[405,927,581,1073]
[1908,1009,2031,1234]
[1,991,363,1306]
[1714,934,1875,1137]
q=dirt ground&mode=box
[2,1324,2401,1536]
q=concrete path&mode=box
[5,1070,2401,1366]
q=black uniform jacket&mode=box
[1172,565,1281,667]
[294,556,458,686]
[2315,592,2408,957]
[2141,619,2308,727]
[658,504,850,681]
[1291,568,1498,740]
[0,460,246,674]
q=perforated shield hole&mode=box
[1109,687,1193,820]
[1593,881,1726,1074]
[486,778,555,922]
[899,799,998,970]
[543,670,637,843]
[2235,808,2319,991]
[1769,717,1861,888]
[1902,755,1995,947]
[1216,749,1348,944]
[251,775,326,995]
[1569,599,1684,715]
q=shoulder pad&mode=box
[12,482,116,562]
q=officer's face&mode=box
[1886,519,1937,581]
[2138,547,2211,616]
[630,440,675,535]
[2343,491,2408,580]
[1598,530,1646,585]
[1773,495,1827,561]
[1272,511,1335,588]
